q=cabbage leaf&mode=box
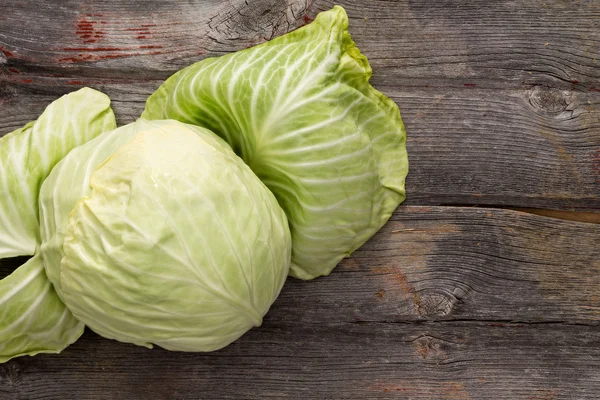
[143,6,408,279]
[0,88,116,363]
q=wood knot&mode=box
[417,292,458,318]
[413,335,448,362]
[207,0,303,44]
[0,362,23,387]
[528,85,569,115]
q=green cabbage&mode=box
[0,88,116,363]
[39,119,291,351]
[142,6,408,279]
[1,5,407,363]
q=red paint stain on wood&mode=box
[99,53,136,59]
[463,83,476,87]
[0,46,13,57]
[61,18,166,63]
[76,16,105,43]
[20,79,33,83]
[413,337,450,364]
[64,47,124,52]
[67,80,85,85]
[371,266,421,312]
[340,258,360,271]
[7,67,19,74]
[371,382,471,399]
[414,206,433,212]
[383,387,405,393]
[59,53,101,62]
[590,87,600,92]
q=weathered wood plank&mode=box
[1,206,599,399]
[512,208,600,224]
[342,0,600,91]
[1,1,598,398]
[2,76,598,209]
[1,0,598,209]
[1,206,597,323]
[2,322,599,399]
[0,0,309,75]
[282,206,600,325]
[0,0,598,91]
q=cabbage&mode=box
[143,6,408,279]
[39,119,291,351]
[0,88,116,363]
[1,5,407,363]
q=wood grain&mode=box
[512,208,600,224]
[1,0,598,90]
[278,206,600,325]
[1,206,599,399]
[2,323,599,400]
[2,75,598,210]
[1,1,599,398]
[1,0,598,210]
[0,0,310,74]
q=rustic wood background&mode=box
[1,0,599,399]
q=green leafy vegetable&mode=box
[0,254,82,363]
[143,6,408,279]
[1,5,407,363]
[40,119,291,351]
[40,120,139,298]
[0,88,116,363]
[0,88,116,258]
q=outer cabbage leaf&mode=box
[52,119,291,351]
[142,6,408,279]
[0,88,115,363]
[0,88,116,257]
[0,254,83,363]
[40,123,138,297]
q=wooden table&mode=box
[1,1,599,398]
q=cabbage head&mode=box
[142,6,409,280]
[39,119,291,352]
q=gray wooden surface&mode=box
[1,0,599,399]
